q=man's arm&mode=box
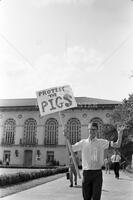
[72,140,83,152]
[63,127,82,152]
[111,125,125,148]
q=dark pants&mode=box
[82,170,103,200]
[113,162,120,178]
[69,166,77,186]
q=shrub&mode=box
[0,167,68,187]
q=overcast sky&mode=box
[0,0,133,101]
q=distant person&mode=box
[6,157,9,166]
[104,155,111,174]
[111,149,121,179]
[69,152,78,187]
[104,156,111,174]
[64,122,124,200]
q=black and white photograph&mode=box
[0,0,133,199]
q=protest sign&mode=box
[36,85,77,116]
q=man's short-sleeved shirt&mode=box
[72,138,109,170]
[111,154,121,163]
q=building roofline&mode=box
[0,97,121,111]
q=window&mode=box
[46,151,54,163]
[66,118,81,144]
[23,118,37,145]
[3,119,16,144]
[36,150,41,160]
[15,150,19,157]
[44,118,58,145]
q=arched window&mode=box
[66,118,81,144]
[3,118,16,144]
[24,118,37,145]
[44,118,58,145]
[90,117,103,138]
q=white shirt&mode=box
[111,154,121,163]
[72,137,109,170]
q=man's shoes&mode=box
[69,184,73,187]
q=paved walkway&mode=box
[1,170,133,200]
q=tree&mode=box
[111,94,133,164]
[111,94,133,127]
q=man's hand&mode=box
[112,124,125,148]
[117,125,125,135]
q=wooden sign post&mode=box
[59,111,81,179]
[36,85,81,179]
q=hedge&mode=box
[0,167,68,187]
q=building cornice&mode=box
[0,97,121,112]
[0,103,119,112]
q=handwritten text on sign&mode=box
[36,85,77,116]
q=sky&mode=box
[0,0,133,101]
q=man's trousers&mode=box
[113,162,120,178]
[82,170,103,200]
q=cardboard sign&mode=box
[36,85,77,116]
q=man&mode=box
[6,157,9,166]
[104,155,111,174]
[111,149,121,179]
[64,122,124,200]
[69,152,78,187]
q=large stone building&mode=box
[0,97,120,167]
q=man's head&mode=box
[88,122,98,140]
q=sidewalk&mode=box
[1,170,133,200]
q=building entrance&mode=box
[24,150,32,167]
[3,151,10,165]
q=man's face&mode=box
[88,124,98,140]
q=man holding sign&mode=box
[64,122,124,200]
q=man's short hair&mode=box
[92,122,98,129]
